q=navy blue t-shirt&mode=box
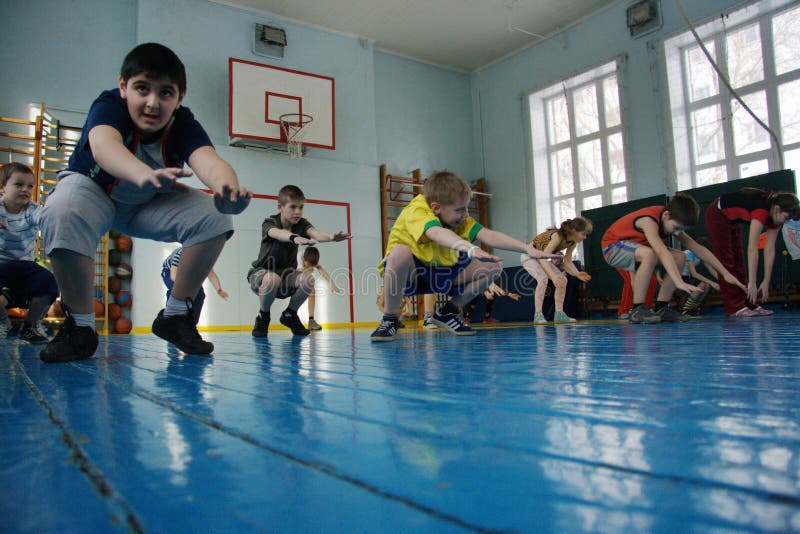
[66,89,212,194]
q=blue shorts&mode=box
[391,253,471,297]
[603,240,641,272]
[0,260,59,306]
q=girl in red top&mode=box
[705,188,799,316]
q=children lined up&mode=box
[6,42,798,360]
[602,193,746,323]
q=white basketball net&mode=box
[280,113,313,159]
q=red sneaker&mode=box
[482,317,500,324]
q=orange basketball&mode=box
[108,276,122,294]
[93,299,105,317]
[108,303,122,321]
[115,235,132,253]
[7,307,27,318]
[114,316,132,334]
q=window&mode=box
[665,0,800,191]
[528,59,628,240]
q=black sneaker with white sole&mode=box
[370,319,398,342]
[655,305,691,322]
[19,324,50,344]
[152,310,214,354]
[431,307,475,336]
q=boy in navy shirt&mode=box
[39,43,251,362]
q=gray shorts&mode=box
[41,172,234,257]
[603,240,641,272]
[247,267,298,299]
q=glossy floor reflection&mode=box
[2,314,799,532]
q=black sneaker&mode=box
[40,314,99,363]
[280,309,310,336]
[655,305,691,323]
[152,310,214,354]
[19,324,50,344]
[252,311,270,338]
[370,319,398,342]
[431,306,475,336]
[629,305,661,324]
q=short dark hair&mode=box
[0,162,34,186]
[278,185,305,205]
[666,192,699,227]
[771,191,800,220]
[120,43,186,94]
[303,246,320,267]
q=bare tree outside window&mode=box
[529,59,628,245]
[666,1,800,191]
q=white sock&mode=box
[72,312,96,329]
[164,296,191,318]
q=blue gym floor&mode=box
[3,314,800,533]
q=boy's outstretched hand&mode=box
[721,271,746,292]
[523,244,563,262]
[331,231,351,242]
[214,184,252,214]
[471,247,502,263]
[139,167,194,189]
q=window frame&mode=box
[527,56,630,241]
[664,0,800,191]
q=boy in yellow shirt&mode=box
[372,171,560,341]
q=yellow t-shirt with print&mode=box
[379,194,483,274]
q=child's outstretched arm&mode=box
[475,228,562,261]
[90,125,193,188]
[207,268,229,300]
[678,233,744,292]
[307,228,351,243]
[187,146,252,214]
[687,260,719,291]
[315,265,342,294]
[535,233,570,280]
[560,243,592,282]
[267,227,316,246]
[425,226,502,262]
[757,226,779,303]
[639,219,700,294]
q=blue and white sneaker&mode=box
[370,319,398,342]
[431,308,475,336]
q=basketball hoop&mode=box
[279,113,314,159]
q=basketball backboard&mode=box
[228,58,335,150]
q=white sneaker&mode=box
[0,318,12,339]
[423,315,439,330]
